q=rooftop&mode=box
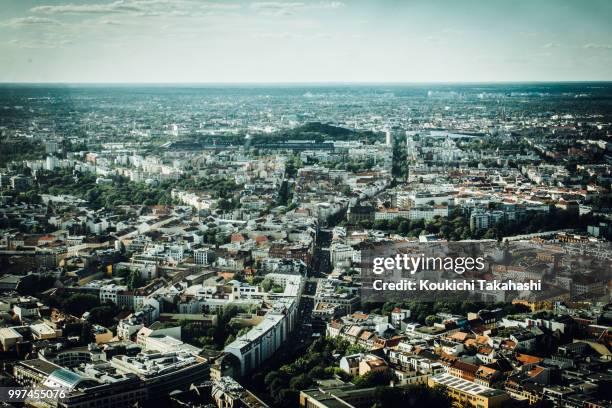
[430,373,507,398]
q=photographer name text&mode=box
[371,279,542,292]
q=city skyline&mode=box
[1,0,612,83]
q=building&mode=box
[14,301,40,322]
[329,242,354,265]
[116,316,144,341]
[346,204,374,224]
[0,327,24,351]
[470,209,504,231]
[46,375,146,408]
[358,354,388,376]
[224,297,300,376]
[13,343,209,407]
[339,354,362,376]
[10,175,30,191]
[391,308,410,327]
[99,283,128,304]
[0,274,34,291]
[194,247,215,265]
[30,322,61,340]
[211,376,269,408]
[300,384,430,408]
[428,373,510,408]
[13,359,63,387]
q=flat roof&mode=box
[0,327,23,338]
[18,358,62,375]
[430,373,506,398]
[30,323,56,335]
[0,275,22,284]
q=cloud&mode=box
[583,43,612,50]
[312,33,332,39]
[31,1,241,16]
[252,32,332,40]
[542,42,560,48]
[99,19,122,25]
[1,16,62,27]
[250,1,344,16]
[8,38,72,49]
[441,28,464,36]
[253,32,298,39]
[31,1,139,15]
[503,56,530,64]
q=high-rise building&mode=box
[45,156,58,171]
[45,141,59,154]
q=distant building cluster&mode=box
[0,85,610,407]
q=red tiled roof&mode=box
[516,353,544,365]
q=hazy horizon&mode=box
[3,80,612,85]
[0,80,612,87]
[2,0,612,83]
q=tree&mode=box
[483,228,497,239]
[126,270,143,290]
[89,303,119,327]
[289,373,312,390]
[277,180,291,206]
[353,370,396,388]
[425,315,441,326]
[80,321,94,345]
[61,294,100,317]
[261,278,273,292]
[215,234,229,246]
[224,334,236,346]
[277,389,299,407]
[373,386,404,408]
[264,371,279,386]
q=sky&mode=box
[1,0,612,83]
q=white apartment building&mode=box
[193,247,214,265]
[224,297,299,376]
[99,284,128,304]
[329,242,354,265]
